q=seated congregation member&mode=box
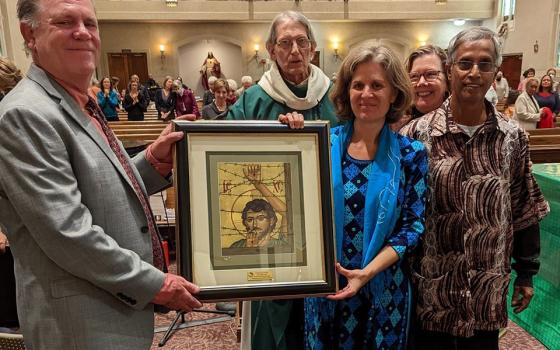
[514,77,545,131]
[534,74,559,127]
[155,76,176,121]
[1,0,203,348]
[392,44,448,130]
[226,78,238,105]
[203,76,217,106]
[236,75,253,96]
[201,78,229,120]
[227,11,338,124]
[232,11,338,350]
[401,27,549,350]
[123,80,149,121]
[97,76,120,121]
[174,79,200,119]
[293,44,428,350]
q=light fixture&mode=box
[453,19,466,26]
[253,44,260,62]
[159,44,165,64]
[333,41,340,61]
[534,41,539,53]
[435,0,447,4]
[165,0,177,7]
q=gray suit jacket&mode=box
[0,64,168,350]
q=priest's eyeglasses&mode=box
[276,37,312,50]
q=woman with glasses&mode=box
[233,11,339,350]
[392,45,449,131]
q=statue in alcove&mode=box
[200,51,222,90]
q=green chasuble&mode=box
[227,83,338,126]
[227,80,338,350]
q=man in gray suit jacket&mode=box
[0,0,201,348]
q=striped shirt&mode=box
[400,98,549,337]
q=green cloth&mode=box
[227,84,338,125]
[227,80,338,350]
[508,163,560,350]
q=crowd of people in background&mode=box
[83,70,255,122]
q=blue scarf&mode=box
[331,121,401,293]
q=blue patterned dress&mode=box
[304,131,428,350]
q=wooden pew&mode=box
[527,128,560,163]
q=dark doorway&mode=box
[107,52,149,92]
[500,54,523,90]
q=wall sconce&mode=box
[253,44,260,62]
[333,42,340,61]
[165,0,178,7]
[453,19,466,26]
[435,0,447,4]
[159,44,166,64]
[534,41,539,53]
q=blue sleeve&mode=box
[108,91,119,108]
[387,141,428,259]
[97,91,106,107]
[554,93,560,114]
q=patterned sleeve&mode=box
[387,140,428,258]
[510,129,549,231]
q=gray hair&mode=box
[265,11,316,50]
[227,79,238,91]
[208,76,218,84]
[17,0,41,28]
[447,26,502,67]
[241,75,253,84]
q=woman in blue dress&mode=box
[281,45,428,349]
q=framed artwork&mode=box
[173,120,336,301]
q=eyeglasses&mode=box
[409,70,442,84]
[454,60,495,73]
[276,37,311,50]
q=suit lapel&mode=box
[26,64,135,191]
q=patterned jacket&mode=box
[400,98,549,337]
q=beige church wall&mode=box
[499,0,559,78]
[98,20,475,94]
